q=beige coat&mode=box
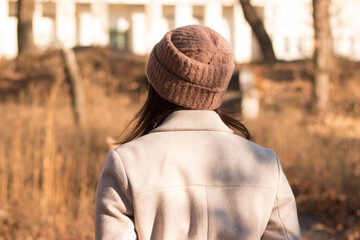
[95,110,301,240]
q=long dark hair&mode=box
[118,85,251,144]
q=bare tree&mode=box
[17,0,36,55]
[62,47,87,128]
[312,0,333,113]
[239,0,277,63]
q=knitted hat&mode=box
[146,25,235,110]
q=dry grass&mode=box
[0,80,144,239]
[247,77,360,238]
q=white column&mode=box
[78,11,93,46]
[233,2,252,63]
[146,0,163,51]
[132,12,146,55]
[0,0,8,58]
[91,0,109,46]
[33,2,42,48]
[56,0,76,48]
[204,0,222,33]
[175,2,193,27]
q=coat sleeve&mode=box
[262,155,301,240]
[95,150,137,240]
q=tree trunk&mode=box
[17,0,36,55]
[312,0,333,113]
[62,47,87,128]
[239,0,277,63]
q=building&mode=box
[0,0,360,62]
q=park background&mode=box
[0,0,360,239]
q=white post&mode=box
[91,0,109,46]
[175,2,193,27]
[0,0,8,58]
[239,68,259,119]
[146,0,163,52]
[56,0,76,48]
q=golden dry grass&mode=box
[247,77,360,238]
[0,79,144,239]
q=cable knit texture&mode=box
[146,25,235,110]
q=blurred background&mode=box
[0,0,359,239]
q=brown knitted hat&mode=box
[146,25,235,110]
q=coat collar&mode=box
[150,110,234,133]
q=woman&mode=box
[95,25,301,240]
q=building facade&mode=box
[0,0,360,62]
